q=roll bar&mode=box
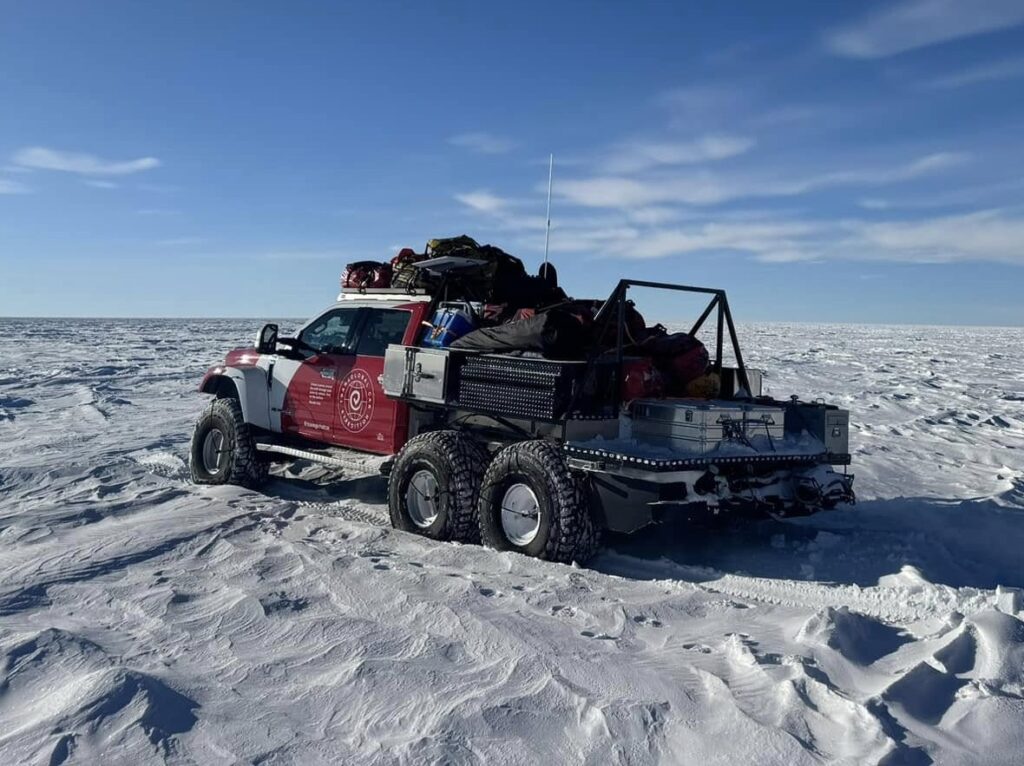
[590,279,753,407]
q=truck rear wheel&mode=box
[478,441,600,564]
[388,431,489,543]
[189,398,268,488]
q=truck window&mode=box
[299,309,359,355]
[356,309,411,356]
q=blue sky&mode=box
[2,1,1024,324]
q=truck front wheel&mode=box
[388,431,489,543]
[478,441,600,564]
[189,398,268,488]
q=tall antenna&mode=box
[543,153,554,267]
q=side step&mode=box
[256,443,390,476]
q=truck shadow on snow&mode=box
[257,466,1022,592]
[595,485,1024,591]
[265,468,389,506]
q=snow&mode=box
[1,317,1022,765]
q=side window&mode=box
[299,309,358,355]
[356,309,411,356]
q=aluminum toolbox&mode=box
[382,345,451,404]
[630,398,785,453]
[785,402,850,457]
[453,354,616,420]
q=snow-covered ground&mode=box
[1,318,1022,765]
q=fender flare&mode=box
[198,366,271,430]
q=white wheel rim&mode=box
[406,469,440,528]
[202,428,225,474]
[501,483,541,546]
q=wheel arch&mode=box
[198,366,271,429]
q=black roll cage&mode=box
[589,279,752,410]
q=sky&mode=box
[2,0,1024,325]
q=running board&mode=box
[256,443,387,476]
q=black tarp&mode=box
[450,310,590,359]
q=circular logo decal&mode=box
[338,369,375,432]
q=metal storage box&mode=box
[382,345,451,404]
[785,402,850,456]
[453,355,616,420]
[630,399,785,453]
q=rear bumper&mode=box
[566,446,854,533]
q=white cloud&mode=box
[826,0,1024,59]
[84,179,118,189]
[454,190,508,213]
[0,178,31,194]
[608,221,824,260]
[456,171,1024,266]
[624,206,685,225]
[138,182,178,193]
[926,56,1024,89]
[850,209,1024,263]
[13,146,161,176]
[858,198,891,210]
[555,152,967,208]
[448,132,517,155]
[156,236,206,247]
[603,135,754,173]
[597,211,1024,266]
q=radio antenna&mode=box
[543,153,554,267]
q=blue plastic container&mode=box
[423,304,476,348]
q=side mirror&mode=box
[256,323,279,354]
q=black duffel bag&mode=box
[426,236,529,302]
[450,308,590,359]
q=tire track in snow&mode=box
[595,552,999,624]
[699,573,996,624]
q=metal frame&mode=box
[591,279,752,408]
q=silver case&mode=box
[824,409,850,455]
[382,345,450,404]
[790,405,850,455]
[631,399,785,453]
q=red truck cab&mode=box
[199,294,431,456]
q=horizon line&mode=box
[2,315,1022,330]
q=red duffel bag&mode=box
[620,358,665,402]
[641,332,710,393]
[342,260,392,290]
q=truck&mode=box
[189,271,855,564]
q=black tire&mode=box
[189,398,268,488]
[478,440,601,564]
[388,431,489,543]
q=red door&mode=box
[279,308,359,440]
[332,306,422,454]
[283,353,355,440]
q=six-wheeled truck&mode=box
[190,275,854,564]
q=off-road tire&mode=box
[189,398,268,488]
[388,430,489,543]
[478,440,601,564]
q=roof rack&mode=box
[337,287,433,302]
